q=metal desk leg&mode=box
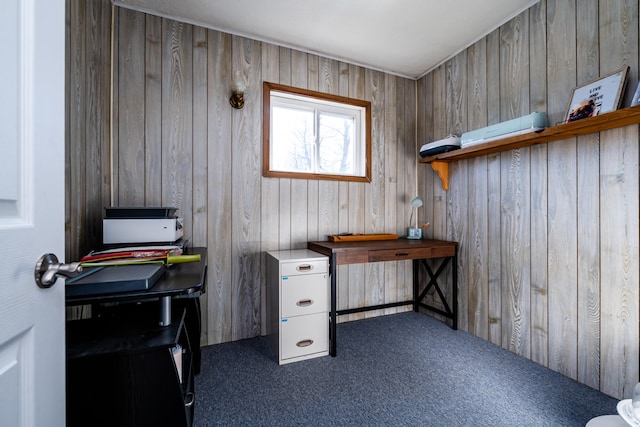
[330,253,337,357]
[159,296,172,326]
[413,259,419,312]
[415,256,457,330]
[452,250,458,330]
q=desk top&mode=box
[307,239,457,265]
[65,247,207,305]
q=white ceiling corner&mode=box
[112,0,540,79]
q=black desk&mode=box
[307,239,458,356]
[65,247,207,427]
[66,247,207,325]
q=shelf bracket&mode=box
[431,161,449,191]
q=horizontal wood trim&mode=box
[264,81,371,107]
[263,170,371,183]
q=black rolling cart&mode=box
[65,248,207,427]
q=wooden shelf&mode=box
[420,105,640,190]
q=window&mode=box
[263,82,371,182]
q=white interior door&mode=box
[0,0,66,426]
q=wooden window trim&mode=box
[262,81,372,183]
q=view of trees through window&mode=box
[264,82,371,182]
[272,107,355,175]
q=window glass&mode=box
[263,82,371,182]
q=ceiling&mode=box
[112,0,539,79]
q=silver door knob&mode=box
[34,253,82,288]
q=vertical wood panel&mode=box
[575,0,601,390]
[401,78,416,306]
[66,0,113,261]
[364,69,385,317]
[65,0,88,320]
[384,74,398,314]
[278,48,292,250]
[192,24,209,348]
[417,74,433,241]
[84,1,112,254]
[348,64,366,321]
[191,26,208,248]
[427,65,447,320]
[117,8,146,205]
[599,0,639,399]
[467,39,489,339]
[144,15,163,205]
[499,12,531,357]
[547,0,578,380]
[260,42,280,335]
[486,28,502,347]
[110,3,120,208]
[431,65,447,240]
[161,20,193,225]
[446,53,468,330]
[415,74,432,308]
[260,45,280,254]
[528,0,549,368]
[231,36,262,340]
[66,0,87,261]
[206,30,232,344]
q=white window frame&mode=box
[263,82,371,182]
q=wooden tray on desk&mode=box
[328,233,398,242]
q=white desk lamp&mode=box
[408,197,423,239]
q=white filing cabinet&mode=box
[266,249,329,364]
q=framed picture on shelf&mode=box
[564,65,629,123]
[631,80,640,106]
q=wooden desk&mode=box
[307,239,458,356]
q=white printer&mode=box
[419,134,461,158]
[103,207,184,244]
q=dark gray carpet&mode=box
[194,312,618,426]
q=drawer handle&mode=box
[185,392,195,408]
[395,253,409,257]
[296,299,314,307]
[296,339,314,348]
[296,264,313,271]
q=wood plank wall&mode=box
[65,1,418,345]
[418,0,640,399]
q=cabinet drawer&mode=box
[368,246,455,262]
[281,259,327,276]
[281,273,328,317]
[280,313,328,360]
